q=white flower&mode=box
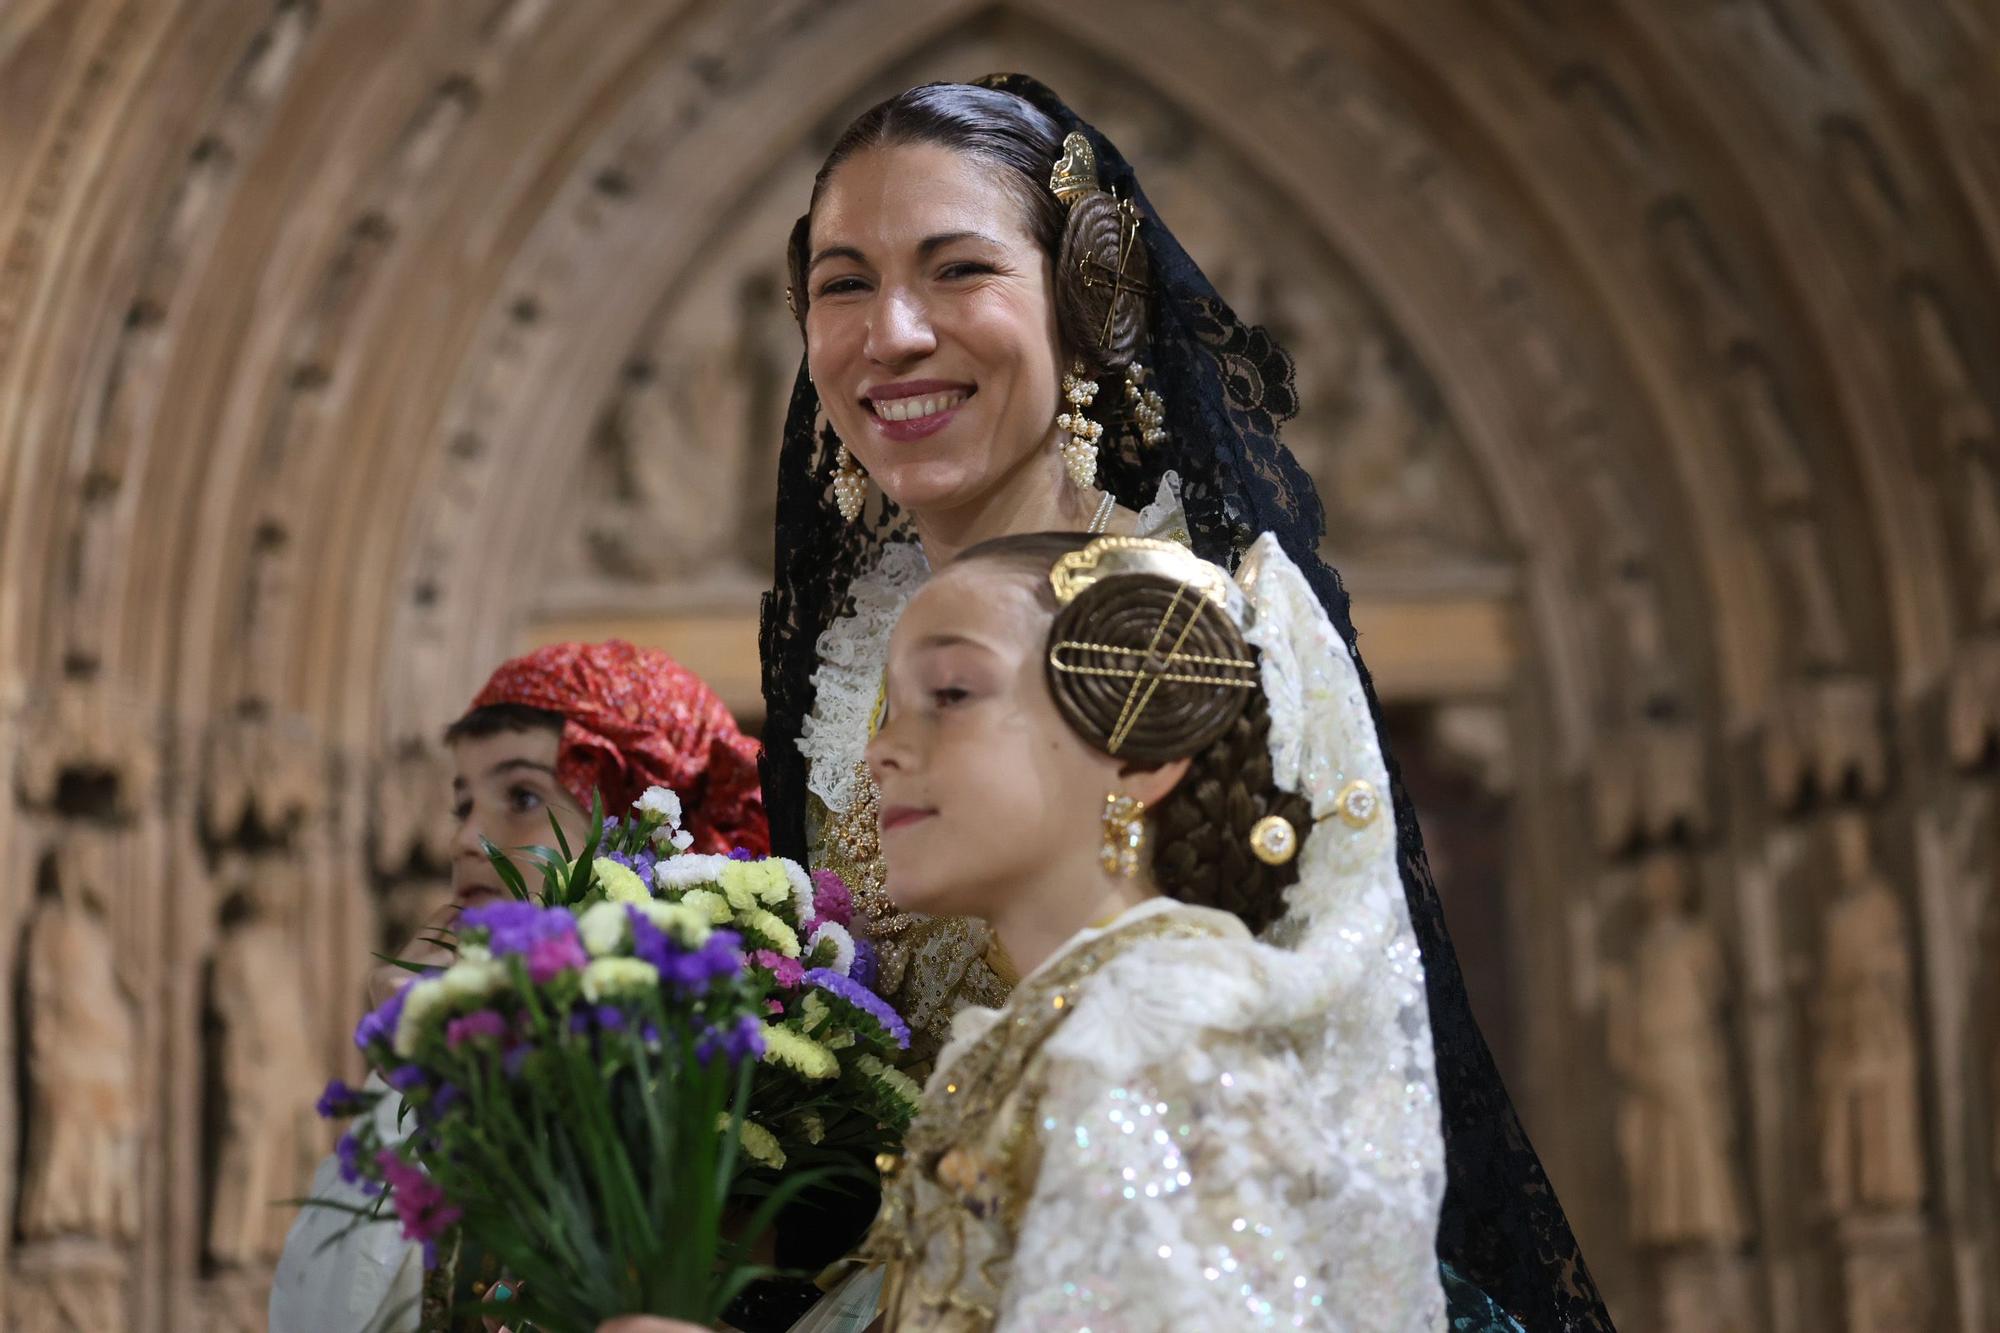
[393,979,448,1058]
[632,899,713,947]
[668,828,694,852]
[780,857,815,924]
[577,901,629,957]
[457,943,493,965]
[439,955,507,1003]
[654,853,731,893]
[806,921,856,976]
[637,786,683,826]
[580,956,658,1003]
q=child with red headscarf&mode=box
[273,641,769,1333]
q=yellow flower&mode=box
[856,1054,923,1113]
[738,909,800,958]
[718,860,791,912]
[580,957,658,1003]
[438,955,507,1004]
[633,900,713,947]
[678,888,733,924]
[718,1115,787,1170]
[577,901,629,957]
[594,860,651,905]
[760,1024,838,1081]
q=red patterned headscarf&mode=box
[465,640,768,856]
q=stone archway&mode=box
[3,2,1997,1328]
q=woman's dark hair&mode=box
[786,83,1149,373]
[954,532,1311,934]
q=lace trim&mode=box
[800,475,1186,816]
[798,540,930,811]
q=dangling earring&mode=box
[1100,793,1147,878]
[1126,361,1168,446]
[1058,360,1103,490]
[831,442,867,523]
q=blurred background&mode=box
[2,1,1997,1329]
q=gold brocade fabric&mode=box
[861,911,1229,1332]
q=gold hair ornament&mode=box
[1244,777,1384,867]
[1048,538,1256,755]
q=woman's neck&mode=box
[911,429,1101,569]
[988,871,1158,979]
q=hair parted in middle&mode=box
[954,531,1312,934]
[786,82,1151,379]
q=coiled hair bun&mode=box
[1055,191,1149,370]
[1046,572,1249,764]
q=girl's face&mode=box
[447,727,589,910]
[803,142,1065,519]
[866,562,1138,923]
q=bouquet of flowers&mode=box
[314,787,918,1331]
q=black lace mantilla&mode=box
[759,73,1612,1331]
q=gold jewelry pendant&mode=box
[1057,359,1103,490]
[832,443,867,522]
[1100,792,1147,878]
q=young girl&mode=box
[848,531,1448,1330]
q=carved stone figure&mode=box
[206,904,323,1265]
[16,869,142,1242]
[1816,814,1926,1214]
[1603,854,1748,1247]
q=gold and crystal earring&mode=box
[832,443,867,523]
[1058,360,1103,490]
[1100,793,1147,878]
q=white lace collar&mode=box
[798,472,1186,813]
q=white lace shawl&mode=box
[936,536,1448,1331]
[799,474,1187,815]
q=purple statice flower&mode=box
[503,1045,533,1079]
[525,931,588,983]
[805,968,911,1051]
[386,1065,427,1093]
[354,982,416,1052]
[630,911,745,996]
[603,844,659,888]
[376,1150,462,1262]
[315,1079,369,1121]
[594,1005,627,1031]
[568,1011,593,1036]
[444,1010,507,1050]
[848,937,879,990]
[696,1014,765,1065]
[728,847,756,861]
[810,869,855,927]
[754,949,805,990]
[335,1131,366,1185]
[431,1082,462,1117]
[459,900,577,958]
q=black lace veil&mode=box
[759,73,1612,1331]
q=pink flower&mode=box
[525,930,588,983]
[754,948,805,990]
[376,1150,462,1248]
[810,869,855,927]
[445,1009,508,1049]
